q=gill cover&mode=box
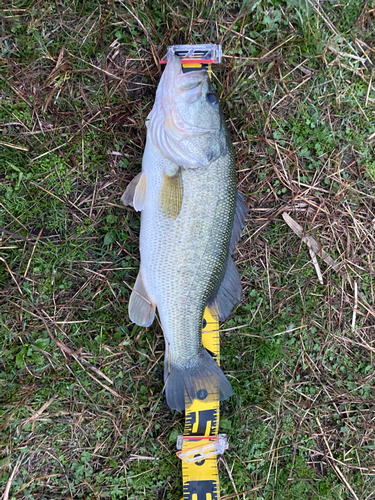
[147,54,227,169]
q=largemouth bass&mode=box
[122,54,247,411]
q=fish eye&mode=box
[206,93,218,105]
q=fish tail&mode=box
[164,349,232,411]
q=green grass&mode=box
[1,0,375,499]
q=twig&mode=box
[2,458,21,500]
[315,417,359,500]
[308,243,324,284]
[22,395,58,430]
[282,213,375,319]
[14,474,60,495]
[0,389,34,434]
[0,227,37,245]
[0,201,28,232]
[265,244,272,312]
[220,457,239,496]
[0,257,23,295]
[0,140,29,151]
[221,484,265,500]
[23,227,43,278]
[117,0,159,69]
[282,213,340,272]
[306,0,339,36]
[352,281,358,331]
[365,68,374,108]
[40,309,115,386]
[328,46,367,64]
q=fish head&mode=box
[147,54,228,168]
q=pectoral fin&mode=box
[129,271,155,327]
[121,172,147,212]
[121,173,141,207]
[158,170,183,219]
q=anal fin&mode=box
[129,271,155,327]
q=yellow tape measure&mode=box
[178,308,221,500]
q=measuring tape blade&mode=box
[181,308,221,500]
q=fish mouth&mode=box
[165,54,208,96]
[162,55,220,135]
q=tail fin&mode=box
[164,349,233,411]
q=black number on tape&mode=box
[197,389,208,400]
[185,408,218,436]
[183,480,218,500]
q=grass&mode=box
[1,0,375,498]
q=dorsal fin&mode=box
[207,191,247,321]
[230,191,248,252]
[207,257,242,321]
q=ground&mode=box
[1,1,375,499]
